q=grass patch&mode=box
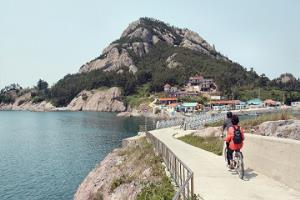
[240,112,296,131]
[110,175,134,192]
[204,120,223,127]
[137,138,175,200]
[115,137,175,199]
[178,135,224,156]
[126,84,154,108]
[136,176,174,200]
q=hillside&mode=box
[50,17,266,107]
[1,17,300,107]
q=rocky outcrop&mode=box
[274,73,297,84]
[79,17,229,73]
[166,53,182,68]
[193,126,223,137]
[67,87,126,112]
[80,47,136,73]
[255,120,300,140]
[74,135,172,200]
[0,92,56,112]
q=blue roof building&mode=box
[247,98,263,105]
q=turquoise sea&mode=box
[0,111,154,200]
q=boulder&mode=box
[193,126,223,137]
[255,120,300,140]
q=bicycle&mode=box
[224,147,244,179]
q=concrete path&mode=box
[150,127,300,200]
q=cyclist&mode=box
[224,115,245,169]
[222,111,233,137]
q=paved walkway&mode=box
[150,127,300,200]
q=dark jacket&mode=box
[223,118,232,131]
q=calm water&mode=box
[0,111,153,200]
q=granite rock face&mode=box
[255,120,300,140]
[67,87,126,112]
[79,18,229,73]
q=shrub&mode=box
[32,96,45,104]
[17,99,26,106]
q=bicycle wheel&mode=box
[235,152,244,179]
[224,147,227,162]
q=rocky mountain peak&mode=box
[277,73,297,83]
[79,17,229,73]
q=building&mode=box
[166,103,179,113]
[188,75,205,85]
[235,101,247,110]
[210,100,241,111]
[264,99,281,107]
[247,98,263,108]
[187,75,215,92]
[291,102,300,107]
[180,102,199,112]
[210,95,221,100]
[164,84,171,93]
[159,97,178,105]
[170,87,178,93]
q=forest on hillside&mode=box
[1,42,300,107]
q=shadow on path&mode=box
[243,168,259,181]
[227,167,258,181]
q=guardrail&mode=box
[156,113,225,130]
[146,131,194,200]
[156,118,184,129]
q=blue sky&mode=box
[0,0,299,88]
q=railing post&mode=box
[191,173,194,198]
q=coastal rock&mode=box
[74,136,168,200]
[255,120,300,140]
[67,87,126,112]
[0,92,56,112]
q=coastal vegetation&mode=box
[122,138,175,200]
[178,135,224,155]
[76,136,175,200]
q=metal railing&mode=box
[146,131,194,200]
[156,118,184,129]
[156,113,225,130]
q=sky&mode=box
[0,0,299,89]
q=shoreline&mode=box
[74,133,175,200]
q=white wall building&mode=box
[291,102,300,107]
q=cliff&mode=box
[67,87,126,112]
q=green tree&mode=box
[37,79,49,91]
